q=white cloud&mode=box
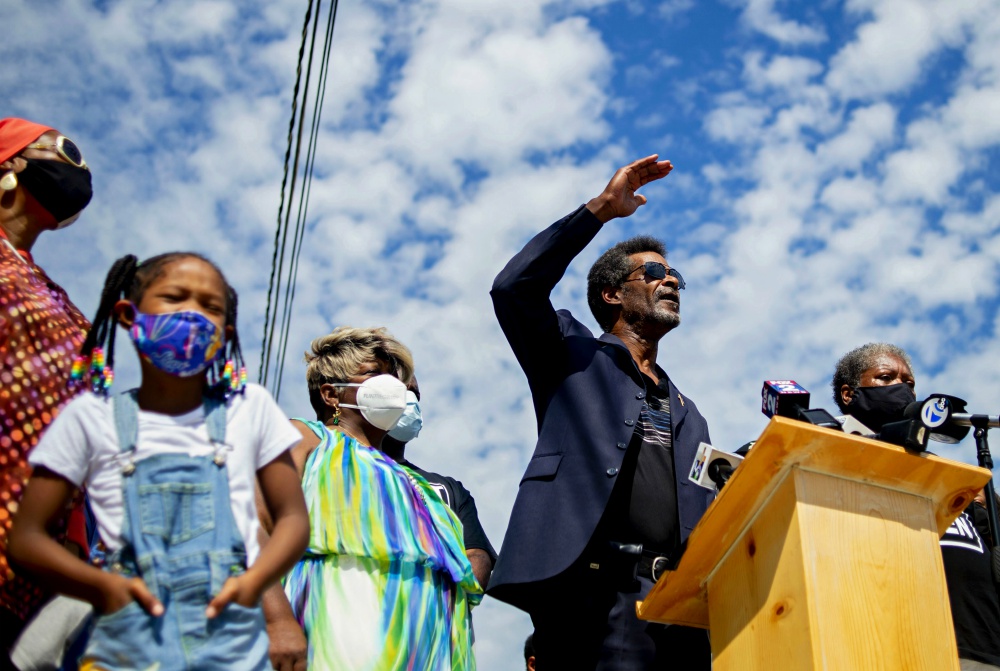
[744,52,824,92]
[658,0,695,21]
[826,0,988,100]
[740,0,826,45]
[816,102,896,171]
[704,101,771,143]
[819,176,880,213]
[387,15,612,178]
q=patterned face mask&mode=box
[128,309,224,377]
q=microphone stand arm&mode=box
[970,416,1000,584]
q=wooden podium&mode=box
[637,417,992,670]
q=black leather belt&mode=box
[637,550,671,582]
[590,542,672,585]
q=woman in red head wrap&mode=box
[0,118,93,660]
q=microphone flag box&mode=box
[688,441,744,490]
[761,380,810,418]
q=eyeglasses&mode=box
[623,261,686,289]
[25,136,87,170]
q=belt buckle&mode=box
[650,556,669,582]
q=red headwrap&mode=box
[0,118,55,165]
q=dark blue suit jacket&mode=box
[486,205,714,611]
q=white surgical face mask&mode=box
[332,374,408,431]
[387,391,422,443]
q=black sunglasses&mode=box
[623,261,686,290]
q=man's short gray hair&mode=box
[831,342,913,413]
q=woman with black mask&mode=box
[0,118,93,668]
[832,342,916,432]
[833,342,1000,670]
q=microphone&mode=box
[762,380,810,419]
[689,442,743,491]
[875,418,930,453]
[904,394,973,443]
[761,380,842,430]
[707,459,735,489]
[862,394,970,453]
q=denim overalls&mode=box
[80,392,269,671]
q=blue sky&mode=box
[5,0,1000,667]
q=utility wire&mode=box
[259,0,315,388]
[274,0,340,400]
[260,0,342,401]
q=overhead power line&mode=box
[259,0,341,400]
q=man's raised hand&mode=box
[586,155,673,223]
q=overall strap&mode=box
[203,395,227,445]
[112,390,140,455]
[113,391,228,468]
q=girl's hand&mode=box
[100,573,164,617]
[206,574,260,618]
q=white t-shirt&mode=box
[30,383,300,565]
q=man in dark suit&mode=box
[488,155,714,670]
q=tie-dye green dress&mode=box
[284,420,482,670]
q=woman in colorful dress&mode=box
[259,326,481,670]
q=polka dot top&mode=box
[0,233,89,623]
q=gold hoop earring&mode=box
[0,171,16,192]
[330,406,341,426]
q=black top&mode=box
[604,374,679,554]
[401,459,498,563]
[940,504,1000,665]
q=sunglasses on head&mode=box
[623,261,686,290]
[25,135,87,170]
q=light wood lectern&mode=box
[637,417,992,670]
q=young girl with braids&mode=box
[8,252,309,670]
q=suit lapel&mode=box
[664,375,689,429]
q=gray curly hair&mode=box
[831,342,913,412]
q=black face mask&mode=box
[17,158,93,227]
[846,383,916,432]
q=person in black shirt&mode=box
[833,342,1000,669]
[381,377,497,589]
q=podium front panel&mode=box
[708,468,959,671]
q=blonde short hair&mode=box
[304,326,415,415]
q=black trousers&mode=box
[528,558,711,671]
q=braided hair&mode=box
[73,252,247,398]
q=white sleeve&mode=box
[28,395,96,487]
[245,385,302,470]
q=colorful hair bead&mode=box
[100,366,114,392]
[91,347,105,371]
[70,347,115,395]
[217,360,248,399]
[70,355,88,382]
